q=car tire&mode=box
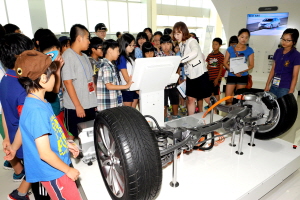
[249,93,298,140]
[94,106,162,200]
[270,24,273,29]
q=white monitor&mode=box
[130,56,181,92]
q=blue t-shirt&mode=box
[20,97,70,183]
[135,47,143,58]
[0,69,26,159]
[116,55,127,70]
[273,48,300,89]
[227,46,254,76]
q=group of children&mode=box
[0,21,236,200]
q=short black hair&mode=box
[70,24,90,45]
[238,28,250,37]
[3,23,20,34]
[228,35,238,47]
[0,33,34,69]
[87,37,103,56]
[102,39,119,57]
[142,42,155,57]
[136,32,148,48]
[116,32,121,37]
[18,62,57,93]
[60,38,70,48]
[143,27,152,34]
[154,31,163,37]
[282,28,299,47]
[190,32,199,43]
[163,28,172,35]
[0,24,6,38]
[33,28,56,50]
[160,35,173,44]
[213,37,222,46]
[39,35,61,53]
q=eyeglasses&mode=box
[281,38,293,43]
[128,44,136,47]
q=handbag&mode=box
[245,74,253,89]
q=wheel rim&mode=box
[96,124,125,198]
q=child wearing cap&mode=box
[95,23,107,40]
[155,35,180,121]
[61,24,97,139]
[5,50,81,200]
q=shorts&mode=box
[227,75,248,85]
[164,88,179,106]
[121,90,139,102]
[210,80,221,95]
[186,72,212,100]
[64,107,96,138]
[41,174,82,200]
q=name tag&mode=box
[117,95,122,105]
[272,77,281,87]
[88,81,95,94]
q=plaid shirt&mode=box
[155,50,176,89]
[97,58,122,111]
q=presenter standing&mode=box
[172,22,212,116]
[264,28,300,98]
[223,28,254,105]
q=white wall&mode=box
[211,0,300,143]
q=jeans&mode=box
[270,86,289,99]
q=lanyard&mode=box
[6,73,17,78]
[71,49,92,81]
[29,93,55,115]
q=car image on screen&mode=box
[258,18,281,29]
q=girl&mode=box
[143,27,153,41]
[117,33,138,108]
[142,41,155,58]
[135,32,148,58]
[223,28,254,105]
[265,28,300,98]
[173,22,212,116]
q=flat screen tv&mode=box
[246,12,289,36]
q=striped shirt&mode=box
[97,58,122,111]
[206,52,224,81]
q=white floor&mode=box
[1,96,300,200]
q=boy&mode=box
[155,35,180,121]
[61,24,97,140]
[206,38,224,101]
[59,36,71,55]
[97,39,133,111]
[5,50,81,200]
[0,33,33,200]
[88,37,104,85]
[95,23,107,40]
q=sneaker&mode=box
[204,105,209,110]
[164,117,169,122]
[172,115,181,119]
[3,160,13,170]
[7,189,29,200]
[13,170,25,182]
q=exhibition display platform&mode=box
[73,112,300,200]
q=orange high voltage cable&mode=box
[202,96,234,118]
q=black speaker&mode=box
[258,6,278,12]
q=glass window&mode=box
[176,0,189,7]
[5,0,33,37]
[197,17,209,27]
[169,16,183,27]
[0,0,8,25]
[157,15,169,27]
[161,0,176,5]
[186,17,197,27]
[156,0,162,4]
[87,0,109,33]
[45,0,64,33]
[128,3,147,33]
[63,0,87,32]
[189,0,202,8]
[108,1,128,33]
